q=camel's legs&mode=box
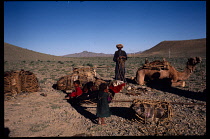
[137,71,145,85]
[171,81,185,87]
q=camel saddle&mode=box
[142,58,170,70]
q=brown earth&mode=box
[4,42,72,61]
[4,57,206,136]
[137,38,206,58]
[4,41,206,136]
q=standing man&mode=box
[113,44,127,82]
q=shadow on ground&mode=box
[65,99,135,124]
[146,79,206,102]
[110,107,135,121]
[67,100,98,124]
[4,127,10,137]
[126,77,206,102]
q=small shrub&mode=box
[29,123,49,132]
[58,61,64,64]
[71,63,77,67]
[86,63,93,67]
[38,60,43,62]
[50,104,60,109]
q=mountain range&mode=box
[4,38,206,61]
[62,38,206,58]
[63,51,113,57]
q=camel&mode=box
[136,57,202,87]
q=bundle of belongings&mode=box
[56,66,98,90]
[4,69,39,99]
[67,79,126,105]
[142,58,170,71]
[56,66,126,105]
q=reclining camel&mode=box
[136,57,202,87]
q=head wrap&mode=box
[116,44,124,48]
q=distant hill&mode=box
[4,42,72,61]
[63,51,113,57]
[4,38,206,61]
[138,38,206,58]
[127,51,143,57]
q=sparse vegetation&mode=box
[58,61,64,64]
[4,41,206,136]
[29,123,49,132]
[85,63,94,67]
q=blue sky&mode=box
[4,1,206,56]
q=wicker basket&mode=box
[130,99,173,124]
[4,70,39,96]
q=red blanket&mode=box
[109,83,126,93]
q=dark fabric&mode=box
[113,50,127,81]
[77,92,89,100]
[96,91,111,117]
[77,90,98,103]
[113,50,127,62]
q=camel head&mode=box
[187,57,202,66]
[187,57,202,73]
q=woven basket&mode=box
[4,70,39,96]
[19,70,39,92]
[4,71,21,95]
[130,99,173,124]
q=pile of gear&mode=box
[4,69,39,99]
[141,58,170,71]
[56,66,127,105]
[130,99,177,135]
[56,66,99,90]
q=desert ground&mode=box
[4,57,206,136]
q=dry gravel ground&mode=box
[4,85,206,137]
[4,58,206,137]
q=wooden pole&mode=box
[169,48,171,58]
